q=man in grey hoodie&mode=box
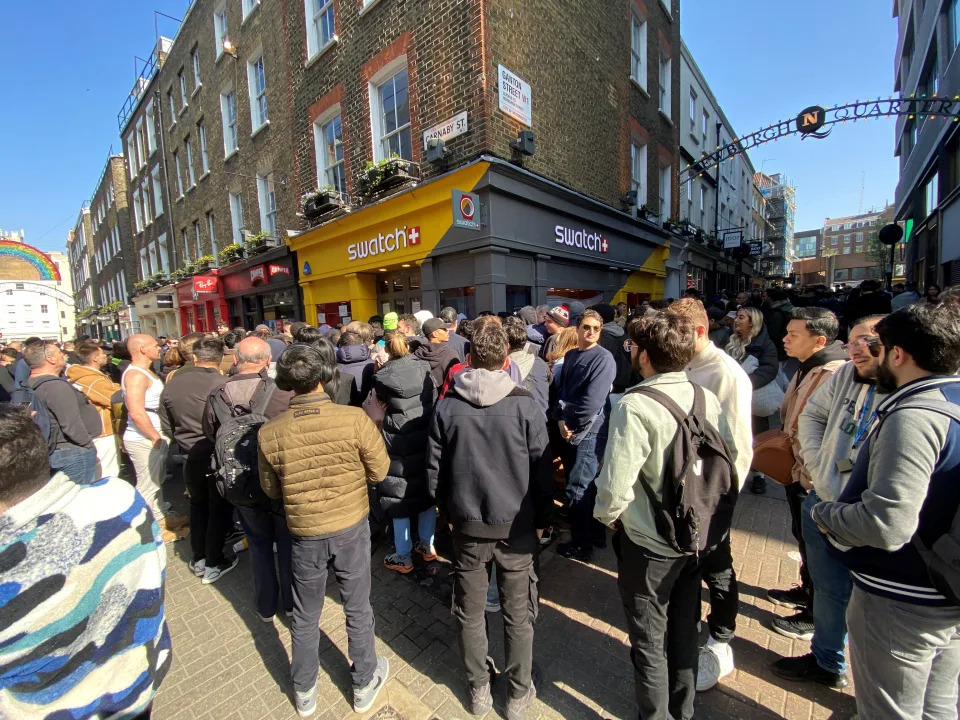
[504,317,550,418]
[771,315,886,688]
[427,324,552,720]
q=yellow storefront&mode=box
[289,157,669,324]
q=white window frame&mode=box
[158,234,169,274]
[659,164,672,219]
[193,220,203,259]
[152,165,164,217]
[168,90,176,123]
[173,150,184,198]
[141,178,152,225]
[126,134,136,179]
[629,12,647,90]
[182,228,191,263]
[247,51,269,132]
[207,212,218,260]
[221,89,238,156]
[198,122,210,175]
[689,89,697,132]
[178,69,188,111]
[214,3,228,60]
[369,59,412,162]
[306,0,337,60]
[313,107,347,194]
[701,109,709,142]
[630,142,647,210]
[134,118,145,168]
[229,191,245,244]
[185,136,196,187]
[257,173,278,237]
[144,99,157,155]
[133,188,144,233]
[140,247,150,279]
[191,47,201,88]
[242,0,261,20]
[658,55,672,115]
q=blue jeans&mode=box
[236,504,294,619]
[801,490,852,674]
[562,432,607,549]
[50,446,97,485]
[393,508,437,559]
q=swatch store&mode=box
[290,158,670,324]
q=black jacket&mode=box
[374,354,436,518]
[597,322,637,393]
[158,366,226,453]
[413,341,460,391]
[336,344,375,406]
[743,327,780,389]
[427,368,553,542]
[763,300,795,362]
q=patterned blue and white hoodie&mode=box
[0,472,171,718]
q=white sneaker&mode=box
[696,641,734,692]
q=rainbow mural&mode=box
[0,240,61,281]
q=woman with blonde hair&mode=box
[374,332,437,573]
[725,307,781,494]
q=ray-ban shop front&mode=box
[289,158,670,326]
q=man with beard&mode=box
[812,303,960,719]
[771,315,887,689]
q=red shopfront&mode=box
[176,272,228,334]
[219,248,301,331]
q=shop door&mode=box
[377,269,422,316]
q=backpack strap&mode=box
[252,382,276,416]
[625,385,688,425]
[211,385,237,428]
[884,399,960,425]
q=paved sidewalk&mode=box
[153,482,857,720]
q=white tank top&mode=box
[122,364,164,440]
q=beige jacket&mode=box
[258,392,389,537]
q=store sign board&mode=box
[156,294,174,308]
[194,276,218,293]
[498,65,532,126]
[269,264,291,276]
[423,111,468,148]
[347,226,420,261]
[748,240,763,256]
[723,230,743,249]
[554,224,609,255]
[250,265,266,284]
[452,190,481,230]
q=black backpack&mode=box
[211,381,276,507]
[9,376,59,454]
[625,384,738,556]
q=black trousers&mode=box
[785,482,813,597]
[616,531,701,720]
[185,440,233,567]
[698,535,738,644]
[452,532,538,700]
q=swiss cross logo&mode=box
[408,226,420,245]
[601,237,609,253]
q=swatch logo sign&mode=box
[348,226,420,261]
[555,225,609,254]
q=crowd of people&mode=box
[1,282,960,720]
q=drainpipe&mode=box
[154,90,177,275]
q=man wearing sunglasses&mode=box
[770,315,886,689]
[556,309,617,561]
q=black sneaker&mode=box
[556,542,593,562]
[750,475,767,494]
[772,610,815,640]
[766,585,811,610]
[771,653,848,689]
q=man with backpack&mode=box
[667,299,753,692]
[594,312,737,720]
[203,337,294,615]
[66,341,121,481]
[257,344,390,717]
[812,303,960,719]
[15,341,101,485]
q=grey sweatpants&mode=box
[847,586,960,720]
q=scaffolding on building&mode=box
[754,172,797,279]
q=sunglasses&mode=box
[842,336,883,357]
[580,324,602,333]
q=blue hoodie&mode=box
[558,344,616,436]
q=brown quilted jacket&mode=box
[257,391,390,537]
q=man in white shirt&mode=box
[668,299,754,692]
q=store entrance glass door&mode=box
[377,269,421,316]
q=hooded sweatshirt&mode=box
[797,361,883,502]
[427,368,553,542]
[413,340,460,391]
[597,321,636,393]
[508,349,550,417]
[336,344,375,405]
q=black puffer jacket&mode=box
[597,322,637,393]
[374,354,436,518]
[743,326,780,389]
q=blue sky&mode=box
[681,1,900,231]
[1,1,899,253]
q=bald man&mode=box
[203,335,296,620]
[122,335,187,542]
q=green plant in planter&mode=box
[358,154,413,196]
[245,232,271,254]
[78,307,99,320]
[148,272,168,287]
[133,280,150,293]
[101,300,124,314]
[170,267,190,282]
[219,243,244,264]
[302,185,336,206]
[196,254,216,266]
